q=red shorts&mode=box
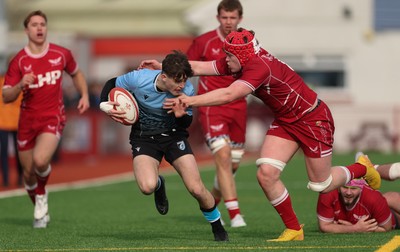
[198,105,246,146]
[17,113,66,151]
[267,100,335,158]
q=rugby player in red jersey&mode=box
[186,0,247,228]
[317,178,400,233]
[140,27,382,241]
[2,10,89,228]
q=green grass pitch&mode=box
[0,152,399,251]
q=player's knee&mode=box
[209,138,228,154]
[307,175,333,192]
[256,158,286,185]
[138,181,157,195]
[231,149,244,163]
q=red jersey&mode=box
[317,187,395,229]
[187,29,246,109]
[215,50,317,123]
[4,43,78,117]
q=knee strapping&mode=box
[307,175,333,192]
[256,158,286,171]
[231,149,244,163]
[389,162,400,180]
[209,138,228,154]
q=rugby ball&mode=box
[109,87,139,125]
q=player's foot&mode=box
[267,224,304,242]
[33,213,50,228]
[34,192,48,220]
[356,152,381,190]
[230,214,247,228]
[213,229,229,242]
[154,176,168,215]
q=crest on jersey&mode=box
[212,48,221,56]
[23,65,32,72]
[177,141,185,150]
[49,57,62,66]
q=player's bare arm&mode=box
[165,81,251,108]
[188,60,217,76]
[139,59,218,77]
[2,72,35,103]
[71,69,90,114]
[319,216,380,233]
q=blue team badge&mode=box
[177,141,185,150]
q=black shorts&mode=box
[130,131,193,165]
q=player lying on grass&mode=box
[317,152,400,233]
[99,51,228,241]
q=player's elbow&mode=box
[2,92,15,104]
[318,222,330,233]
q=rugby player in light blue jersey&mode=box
[99,51,228,242]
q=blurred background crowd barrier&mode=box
[1,0,400,164]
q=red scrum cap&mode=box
[223,28,261,67]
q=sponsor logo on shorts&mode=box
[17,139,28,148]
[210,124,224,132]
[177,141,185,150]
[135,147,141,152]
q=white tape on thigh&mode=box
[231,149,244,163]
[210,138,228,154]
[307,175,333,192]
[389,162,400,180]
[256,158,286,171]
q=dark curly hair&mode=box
[162,50,194,83]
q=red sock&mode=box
[224,199,241,219]
[271,189,301,230]
[35,166,51,195]
[214,197,221,206]
[345,163,367,180]
[25,184,37,204]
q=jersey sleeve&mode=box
[316,191,336,223]
[365,189,393,226]
[239,59,271,91]
[115,70,138,92]
[64,49,79,75]
[214,57,230,75]
[4,57,22,87]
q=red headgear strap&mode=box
[223,28,261,67]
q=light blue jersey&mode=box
[116,69,194,135]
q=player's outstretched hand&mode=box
[163,96,187,117]
[137,60,162,70]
